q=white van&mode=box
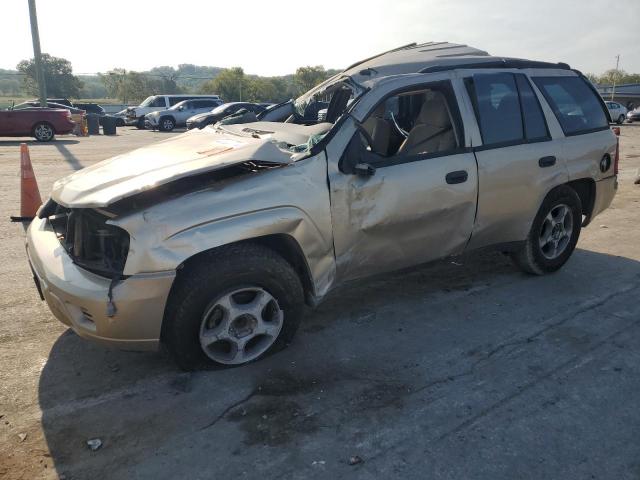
[125,94,222,128]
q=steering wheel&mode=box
[387,111,409,138]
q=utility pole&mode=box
[27,0,47,106]
[611,54,620,101]
[122,68,127,105]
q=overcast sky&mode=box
[2,0,639,76]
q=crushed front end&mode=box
[26,201,175,351]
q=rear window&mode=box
[532,76,609,136]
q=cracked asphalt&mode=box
[1,126,639,479]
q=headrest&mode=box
[416,92,451,128]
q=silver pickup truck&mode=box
[26,42,618,369]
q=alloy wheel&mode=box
[538,203,573,260]
[199,287,284,365]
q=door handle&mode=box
[538,156,556,168]
[446,170,468,184]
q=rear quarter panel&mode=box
[561,129,617,182]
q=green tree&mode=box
[16,54,82,98]
[199,67,247,101]
[587,69,640,86]
[100,69,179,103]
[293,66,328,95]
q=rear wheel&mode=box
[159,116,175,132]
[511,185,582,275]
[162,243,304,370]
[33,122,55,142]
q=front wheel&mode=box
[162,243,304,370]
[159,116,175,132]
[136,117,146,129]
[33,122,55,142]
[511,185,582,275]
[617,114,625,125]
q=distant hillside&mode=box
[1,63,343,102]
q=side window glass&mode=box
[467,73,523,146]
[360,85,461,158]
[532,76,608,135]
[168,97,184,106]
[515,75,549,141]
[151,97,166,107]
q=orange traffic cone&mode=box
[10,143,42,222]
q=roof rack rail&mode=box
[344,42,418,71]
[419,58,571,74]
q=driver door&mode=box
[326,81,478,282]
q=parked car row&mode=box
[144,98,223,131]
[123,94,223,128]
[139,99,270,132]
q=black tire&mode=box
[159,116,175,132]
[136,117,146,129]
[511,185,582,275]
[617,115,625,125]
[116,118,125,127]
[162,243,304,370]
[32,122,55,142]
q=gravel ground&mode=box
[0,125,639,480]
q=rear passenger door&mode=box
[464,72,568,250]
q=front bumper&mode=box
[145,117,159,129]
[26,216,175,351]
[124,113,140,125]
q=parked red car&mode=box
[0,107,76,141]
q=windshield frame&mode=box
[292,74,365,119]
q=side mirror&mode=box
[354,162,376,176]
[178,106,184,111]
[339,131,379,176]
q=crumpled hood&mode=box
[51,127,293,208]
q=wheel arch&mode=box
[175,234,317,305]
[565,178,596,226]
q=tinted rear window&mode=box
[532,76,609,135]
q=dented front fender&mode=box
[112,153,337,298]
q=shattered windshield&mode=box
[139,96,155,107]
[293,75,364,123]
[212,76,366,158]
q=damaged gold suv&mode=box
[27,42,619,369]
